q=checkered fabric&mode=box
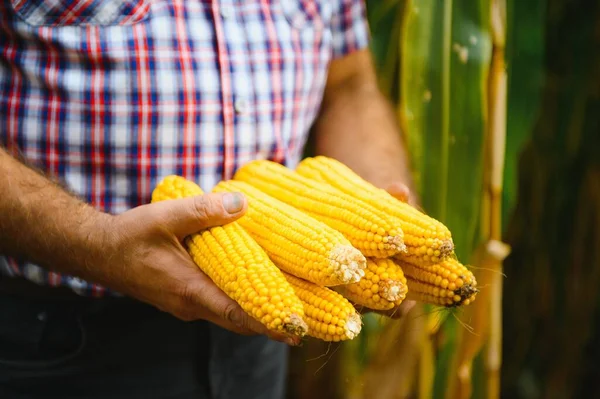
[0,0,370,296]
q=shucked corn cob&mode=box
[395,257,478,307]
[232,160,406,258]
[295,156,454,267]
[283,272,362,341]
[151,175,308,336]
[336,258,408,311]
[213,180,367,286]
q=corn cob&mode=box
[295,156,454,267]
[395,257,478,307]
[151,175,308,336]
[213,180,367,286]
[336,258,408,311]
[283,272,362,341]
[232,160,406,258]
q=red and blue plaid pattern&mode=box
[0,0,370,296]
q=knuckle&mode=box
[222,303,242,325]
[192,196,211,221]
[222,302,237,321]
[174,282,211,322]
[177,283,200,308]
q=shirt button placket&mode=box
[213,0,236,179]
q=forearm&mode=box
[0,148,110,277]
[314,83,413,189]
[313,72,414,191]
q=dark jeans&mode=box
[0,293,288,399]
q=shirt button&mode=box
[220,6,234,19]
[234,98,249,114]
[71,277,84,286]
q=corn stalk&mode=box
[360,0,524,397]
[446,0,512,397]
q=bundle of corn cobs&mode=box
[151,156,478,342]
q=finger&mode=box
[191,279,301,346]
[149,255,259,335]
[156,192,248,239]
[385,182,411,203]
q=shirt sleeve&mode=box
[329,0,371,59]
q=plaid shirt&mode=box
[0,0,370,296]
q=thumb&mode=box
[158,192,247,239]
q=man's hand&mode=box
[94,192,299,345]
[0,148,298,345]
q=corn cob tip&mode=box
[330,245,367,284]
[284,313,309,337]
[440,239,454,256]
[344,313,362,340]
[333,258,408,311]
[451,282,479,307]
[389,235,408,254]
[449,276,479,307]
[400,257,480,308]
[405,275,479,308]
[455,272,478,306]
[379,280,408,303]
[283,272,364,341]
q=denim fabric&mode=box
[0,293,288,399]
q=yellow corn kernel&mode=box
[213,180,367,285]
[336,258,408,310]
[283,273,362,342]
[395,257,479,307]
[296,156,454,266]
[232,159,406,258]
[151,175,308,336]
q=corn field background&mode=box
[286,0,600,398]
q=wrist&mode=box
[64,206,119,283]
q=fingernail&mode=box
[222,192,244,213]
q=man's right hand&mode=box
[90,191,300,346]
[0,149,298,345]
